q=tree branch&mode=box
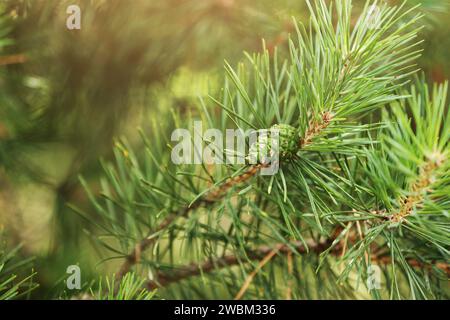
[146,239,330,290]
[146,239,450,290]
[116,200,204,280]
[391,152,446,223]
[116,164,270,280]
[299,111,334,148]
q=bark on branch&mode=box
[146,239,450,290]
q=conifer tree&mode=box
[75,0,449,299]
[0,0,448,300]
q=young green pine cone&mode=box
[248,124,299,164]
[273,124,299,158]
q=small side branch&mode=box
[299,111,333,148]
[391,152,446,223]
[146,239,330,290]
[116,164,268,280]
[146,239,450,290]
[205,163,268,201]
[116,201,203,280]
[234,246,280,300]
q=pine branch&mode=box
[146,238,330,290]
[146,238,449,291]
[204,110,335,199]
[234,247,281,300]
[81,1,446,299]
[116,200,205,280]
[204,163,269,201]
[299,111,334,148]
[116,163,268,280]
[117,156,282,279]
[391,152,446,223]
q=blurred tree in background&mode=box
[0,0,307,297]
[0,0,449,299]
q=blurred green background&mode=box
[0,0,448,298]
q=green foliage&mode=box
[89,273,157,300]
[0,0,304,296]
[0,0,448,300]
[74,0,449,300]
[323,79,450,299]
[0,234,37,300]
[0,9,37,301]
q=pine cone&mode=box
[248,124,298,164]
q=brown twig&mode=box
[147,252,243,290]
[373,255,450,276]
[145,238,450,291]
[205,163,269,201]
[0,54,27,66]
[234,246,280,300]
[146,239,331,290]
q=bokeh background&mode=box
[0,0,448,298]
